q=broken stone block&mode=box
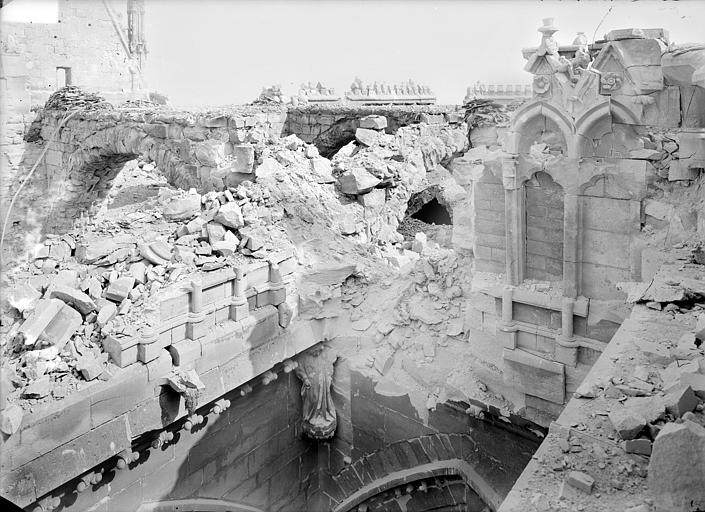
[48,285,96,316]
[76,238,119,264]
[214,202,244,229]
[355,127,380,147]
[48,241,71,261]
[206,222,227,243]
[96,302,117,327]
[624,438,652,455]
[76,356,104,381]
[211,239,238,257]
[359,115,387,130]
[22,376,51,398]
[42,303,82,349]
[565,471,594,493]
[105,276,136,303]
[358,188,386,209]
[7,284,41,314]
[0,404,23,435]
[664,385,699,417]
[680,372,705,399]
[129,261,148,285]
[609,407,649,440]
[17,299,66,346]
[648,420,705,512]
[162,193,201,221]
[338,168,381,195]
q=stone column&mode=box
[563,193,581,298]
[498,285,518,349]
[230,267,249,321]
[186,280,206,340]
[502,155,524,286]
[555,297,578,367]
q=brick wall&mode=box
[524,171,564,281]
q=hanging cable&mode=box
[0,109,80,267]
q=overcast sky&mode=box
[4,0,705,106]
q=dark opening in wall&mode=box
[410,197,452,225]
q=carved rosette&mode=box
[533,75,551,96]
[600,72,623,93]
[294,343,338,440]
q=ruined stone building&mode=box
[1,3,704,512]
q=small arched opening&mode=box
[399,186,454,246]
[524,171,565,282]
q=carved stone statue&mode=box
[294,343,338,440]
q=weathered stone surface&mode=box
[648,420,705,512]
[214,202,244,229]
[338,168,381,195]
[105,276,135,303]
[206,222,226,243]
[0,404,23,435]
[22,376,51,398]
[310,158,335,183]
[355,127,380,146]
[662,45,705,89]
[624,438,652,455]
[161,193,201,221]
[7,284,42,314]
[231,144,255,173]
[17,299,80,348]
[358,188,386,209]
[565,471,594,494]
[664,386,699,417]
[194,140,225,166]
[48,285,96,315]
[96,302,117,327]
[359,115,387,130]
[608,408,646,440]
[76,238,119,264]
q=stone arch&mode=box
[137,498,265,512]
[508,100,575,157]
[42,125,192,235]
[524,171,565,282]
[406,185,453,225]
[328,433,504,512]
[574,99,641,158]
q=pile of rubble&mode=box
[43,86,113,112]
[0,115,469,435]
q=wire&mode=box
[0,109,80,268]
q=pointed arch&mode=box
[508,100,575,157]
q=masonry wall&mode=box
[48,373,316,512]
[524,172,564,282]
[1,0,135,101]
[473,172,506,274]
[311,367,540,510]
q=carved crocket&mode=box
[294,343,338,440]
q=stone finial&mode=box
[294,343,339,440]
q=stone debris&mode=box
[565,470,594,494]
[648,420,705,512]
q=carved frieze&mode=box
[294,343,338,440]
